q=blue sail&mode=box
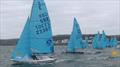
[11,18,31,60]
[29,0,54,53]
[113,37,118,47]
[83,36,89,48]
[73,18,83,49]
[109,37,114,47]
[67,33,75,52]
[92,35,97,48]
[67,18,83,52]
[92,32,100,48]
[106,38,110,47]
[100,30,107,48]
[110,37,118,47]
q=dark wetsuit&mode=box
[31,55,38,60]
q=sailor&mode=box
[31,54,38,60]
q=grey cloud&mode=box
[0,0,120,39]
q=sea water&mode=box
[0,46,120,67]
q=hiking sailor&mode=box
[31,54,38,60]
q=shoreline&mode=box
[0,34,120,46]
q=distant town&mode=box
[0,34,120,46]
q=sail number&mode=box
[35,12,50,34]
[46,39,52,46]
[35,1,51,35]
[38,1,45,10]
[35,16,51,35]
[35,23,50,34]
[38,2,42,10]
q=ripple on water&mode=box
[0,46,120,67]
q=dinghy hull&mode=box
[65,52,84,54]
[11,56,56,65]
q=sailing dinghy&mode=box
[11,0,56,64]
[65,18,84,54]
[109,37,118,48]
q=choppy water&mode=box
[0,46,120,67]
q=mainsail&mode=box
[92,32,101,49]
[67,18,83,52]
[29,0,54,53]
[92,31,110,49]
[100,30,107,48]
[11,18,31,60]
[106,38,110,47]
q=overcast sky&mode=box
[0,0,120,39]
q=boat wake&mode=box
[55,59,74,63]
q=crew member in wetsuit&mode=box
[31,54,38,60]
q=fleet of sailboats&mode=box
[92,31,118,49]
[11,0,119,65]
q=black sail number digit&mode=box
[38,2,42,10]
[46,39,52,46]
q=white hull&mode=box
[11,56,56,65]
